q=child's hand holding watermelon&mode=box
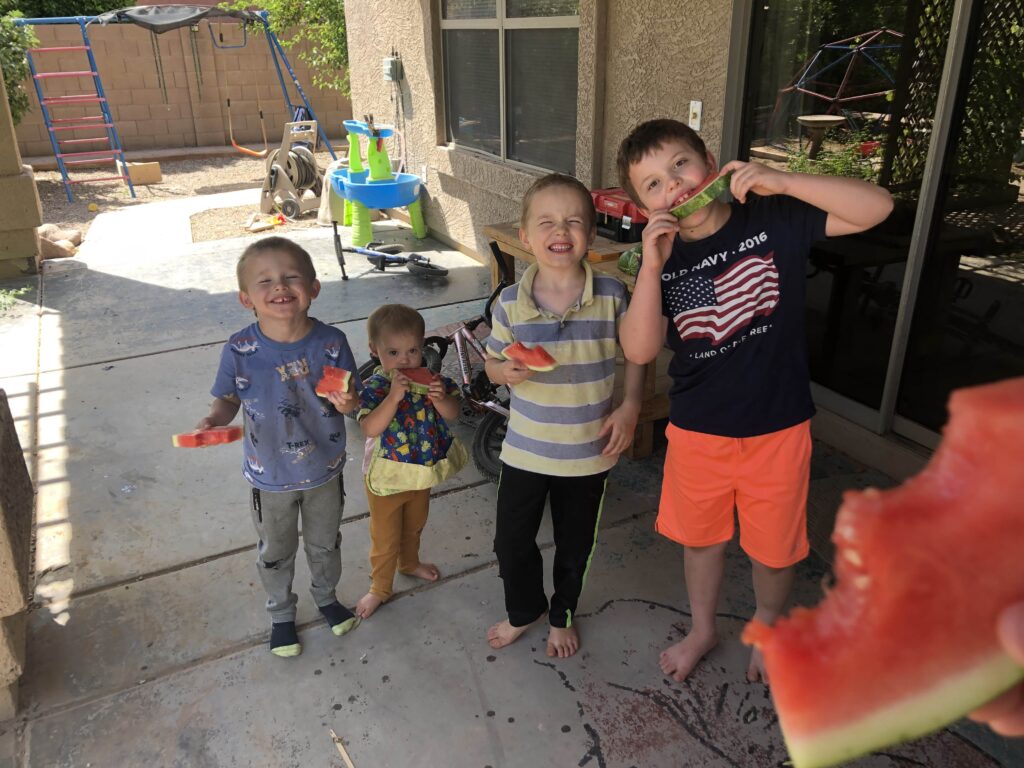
[969,602,1024,736]
[426,375,448,403]
[485,357,535,388]
[322,388,357,414]
[386,370,411,400]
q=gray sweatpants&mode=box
[249,474,345,623]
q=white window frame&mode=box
[439,1,581,172]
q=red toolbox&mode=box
[591,187,647,242]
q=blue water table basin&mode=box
[328,169,422,209]
[329,117,428,248]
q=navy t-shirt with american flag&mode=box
[660,195,827,437]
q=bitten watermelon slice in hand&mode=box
[743,376,1024,768]
[389,367,435,396]
[502,341,558,372]
[670,171,733,220]
[315,365,353,397]
[172,425,243,448]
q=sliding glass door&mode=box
[731,0,1024,442]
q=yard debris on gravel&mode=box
[33,152,336,241]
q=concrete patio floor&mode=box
[0,189,1007,766]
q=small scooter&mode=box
[336,242,448,280]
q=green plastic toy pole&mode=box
[347,133,363,173]
[343,199,353,226]
[366,135,393,181]
[407,199,427,239]
[350,201,373,247]
[328,185,345,224]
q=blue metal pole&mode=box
[14,16,97,25]
[79,18,135,198]
[21,45,73,201]
[259,11,336,160]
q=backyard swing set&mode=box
[14,5,337,203]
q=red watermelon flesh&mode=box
[502,341,558,372]
[743,376,1024,768]
[315,366,352,396]
[172,425,243,448]
[390,367,434,395]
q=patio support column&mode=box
[0,74,42,280]
[0,390,33,721]
[574,0,606,187]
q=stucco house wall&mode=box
[343,0,732,259]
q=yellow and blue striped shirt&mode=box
[486,261,629,477]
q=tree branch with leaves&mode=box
[224,0,350,95]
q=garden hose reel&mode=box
[260,121,324,218]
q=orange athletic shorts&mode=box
[656,420,811,568]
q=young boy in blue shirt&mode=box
[617,119,893,683]
[196,236,362,658]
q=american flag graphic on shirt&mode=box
[665,252,779,345]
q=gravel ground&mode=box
[34,151,335,242]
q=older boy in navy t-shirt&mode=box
[617,119,893,684]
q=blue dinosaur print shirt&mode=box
[212,319,359,492]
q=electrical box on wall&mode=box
[688,100,703,131]
[383,56,402,82]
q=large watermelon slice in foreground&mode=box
[743,376,1024,768]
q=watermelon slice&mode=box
[172,425,243,448]
[743,376,1024,768]
[315,365,352,397]
[389,367,435,395]
[670,171,732,220]
[502,341,558,372]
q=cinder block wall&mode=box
[14,22,352,158]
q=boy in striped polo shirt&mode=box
[484,173,646,659]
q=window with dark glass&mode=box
[441,1,580,174]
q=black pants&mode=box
[493,463,609,628]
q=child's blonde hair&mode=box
[236,236,316,291]
[520,173,596,232]
[367,304,426,345]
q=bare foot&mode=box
[546,626,580,659]
[355,592,384,619]
[747,646,769,684]
[404,562,441,582]
[659,630,718,682]
[487,618,538,649]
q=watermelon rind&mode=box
[617,245,642,277]
[669,172,732,220]
[783,652,1024,768]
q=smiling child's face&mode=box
[238,250,320,320]
[518,185,596,271]
[629,138,718,229]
